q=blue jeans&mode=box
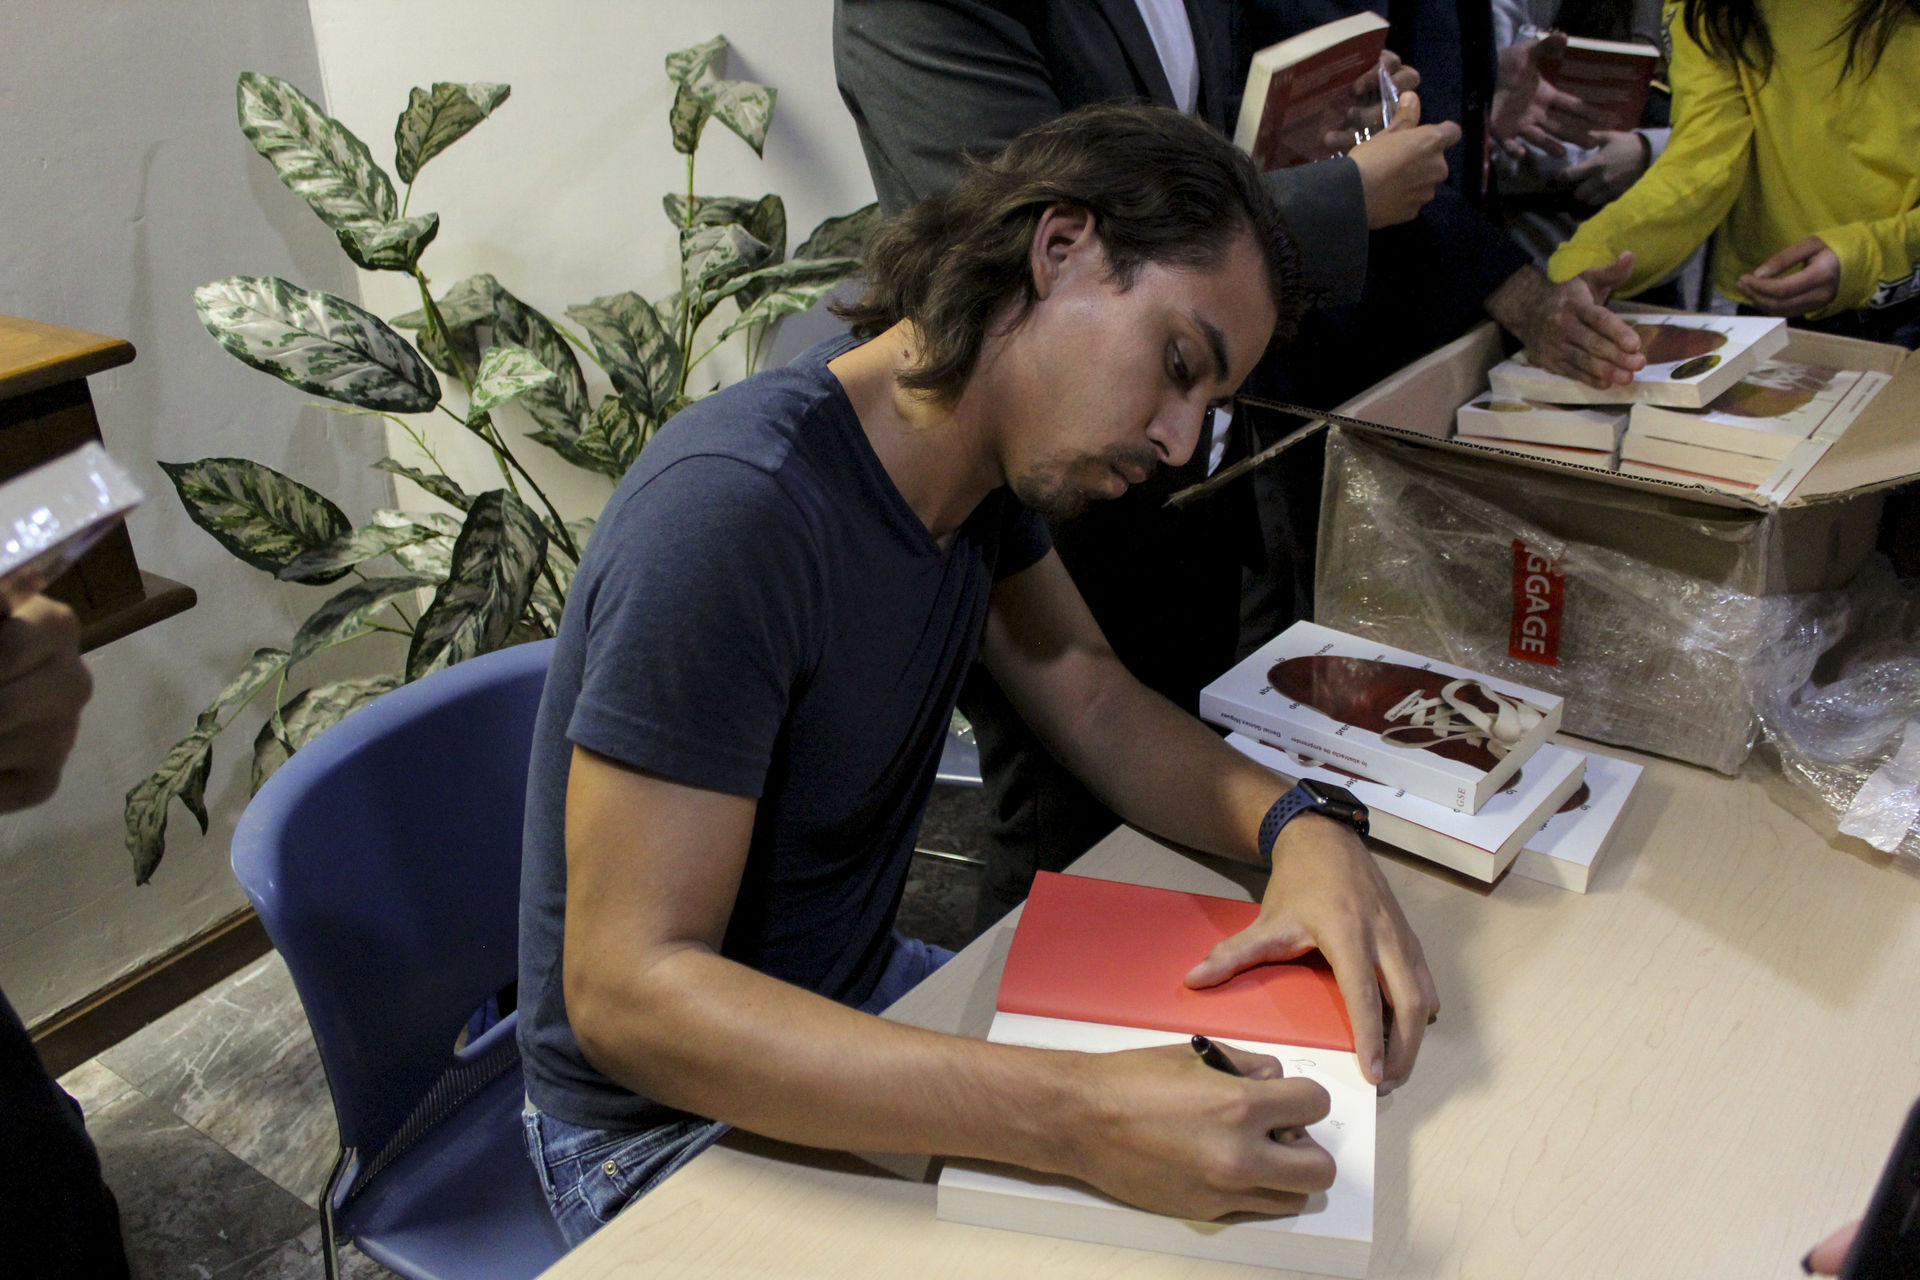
[523,932,953,1247]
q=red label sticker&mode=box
[1509,539,1563,667]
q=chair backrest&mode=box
[231,639,555,1162]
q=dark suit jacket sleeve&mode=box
[833,0,1369,304]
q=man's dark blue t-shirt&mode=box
[518,336,1051,1130]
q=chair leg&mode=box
[320,1146,350,1280]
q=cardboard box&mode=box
[1200,620,1564,812]
[1270,322,1917,772]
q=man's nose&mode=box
[1149,402,1212,467]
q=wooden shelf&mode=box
[79,572,197,654]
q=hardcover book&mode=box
[1626,360,1877,460]
[936,872,1374,1277]
[1200,621,1564,813]
[0,442,143,610]
[1226,733,1586,884]
[1512,750,1643,893]
[1539,35,1659,132]
[1233,12,1390,171]
[1455,393,1626,451]
[1486,313,1789,408]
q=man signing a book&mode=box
[515,103,1438,1248]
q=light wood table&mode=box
[542,745,1920,1279]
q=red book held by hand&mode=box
[998,871,1354,1053]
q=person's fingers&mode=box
[1209,1040,1285,1081]
[0,595,82,686]
[1317,930,1387,1085]
[1386,90,1422,131]
[1581,250,1638,300]
[1184,917,1313,989]
[1376,943,1438,1090]
[1519,120,1566,158]
[1428,119,1464,151]
[1804,1220,1859,1274]
[1748,235,1825,280]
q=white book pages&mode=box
[1456,394,1626,450]
[1627,360,1866,460]
[937,1014,1375,1277]
[1227,733,1586,882]
[1487,313,1788,408]
[1513,750,1644,892]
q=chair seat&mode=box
[340,1066,568,1280]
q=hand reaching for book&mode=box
[1347,92,1460,229]
[1184,812,1438,1093]
[1061,1041,1337,1220]
[1486,256,1646,389]
[1562,130,1651,206]
[1491,33,1611,157]
[1738,236,1840,316]
[0,594,92,813]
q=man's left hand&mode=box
[1184,814,1437,1093]
[1738,236,1840,316]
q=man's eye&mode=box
[1168,346,1193,388]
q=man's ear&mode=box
[1029,204,1099,301]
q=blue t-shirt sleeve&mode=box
[567,454,820,798]
[995,498,1051,581]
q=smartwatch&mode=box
[1257,779,1370,866]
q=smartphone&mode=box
[1841,1094,1920,1279]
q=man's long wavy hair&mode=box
[1681,0,1918,81]
[834,102,1304,406]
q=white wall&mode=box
[304,0,878,524]
[0,4,398,1022]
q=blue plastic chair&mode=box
[230,639,568,1280]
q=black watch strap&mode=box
[1257,780,1370,866]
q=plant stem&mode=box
[553,319,608,373]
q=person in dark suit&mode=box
[835,0,1646,931]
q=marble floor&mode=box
[59,783,995,1279]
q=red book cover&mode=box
[997,872,1354,1052]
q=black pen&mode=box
[1190,1033,1278,1077]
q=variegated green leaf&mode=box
[406,490,548,680]
[195,276,441,412]
[683,225,774,328]
[197,647,295,735]
[394,81,510,184]
[236,71,397,230]
[532,394,647,479]
[708,255,860,316]
[336,212,440,272]
[490,284,591,437]
[289,575,436,665]
[689,78,776,157]
[125,728,215,883]
[252,674,404,792]
[391,273,501,332]
[665,36,729,86]
[663,193,786,263]
[372,460,473,511]
[467,343,557,420]
[277,521,445,582]
[160,457,352,577]
[795,203,881,261]
[669,82,711,156]
[373,508,463,537]
[717,274,849,341]
[565,293,682,420]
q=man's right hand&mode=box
[1491,33,1611,158]
[0,594,92,813]
[1348,92,1461,229]
[1060,1040,1337,1220]
[1486,256,1646,389]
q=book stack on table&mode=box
[1202,622,1640,890]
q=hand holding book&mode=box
[1347,91,1461,229]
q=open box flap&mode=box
[1252,322,1917,512]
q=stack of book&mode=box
[1618,358,1890,494]
[1454,396,1625,470]
[1201,622,1638,888]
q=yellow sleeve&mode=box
[1814,194,1920,317]
[1546,4,1752,290]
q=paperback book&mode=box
[1618,434,1778,485]
[936,872,1374,1277]
[1200,621,1564,813]
[1226,733,1586,883]
[1625,360,1870,460]
[0,442,143,611]
[1486,313,1789,408]
[1539,35,1659,132]
[1455,435,1618,469]
[1512,750,1643,893]
[1455,394,1627,451]
[1233,11,1390,170]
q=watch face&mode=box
[1300,779,1370,835]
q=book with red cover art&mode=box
[936,872,1375,1275]
[1233,12,1389,171]
[996,872,1353,1050]
[1539,35,1659,132]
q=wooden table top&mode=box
[541,741,1920,1279]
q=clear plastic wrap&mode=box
[1749,560,1920,859]
[0,442,143,609]
[1313,429,1793,773]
